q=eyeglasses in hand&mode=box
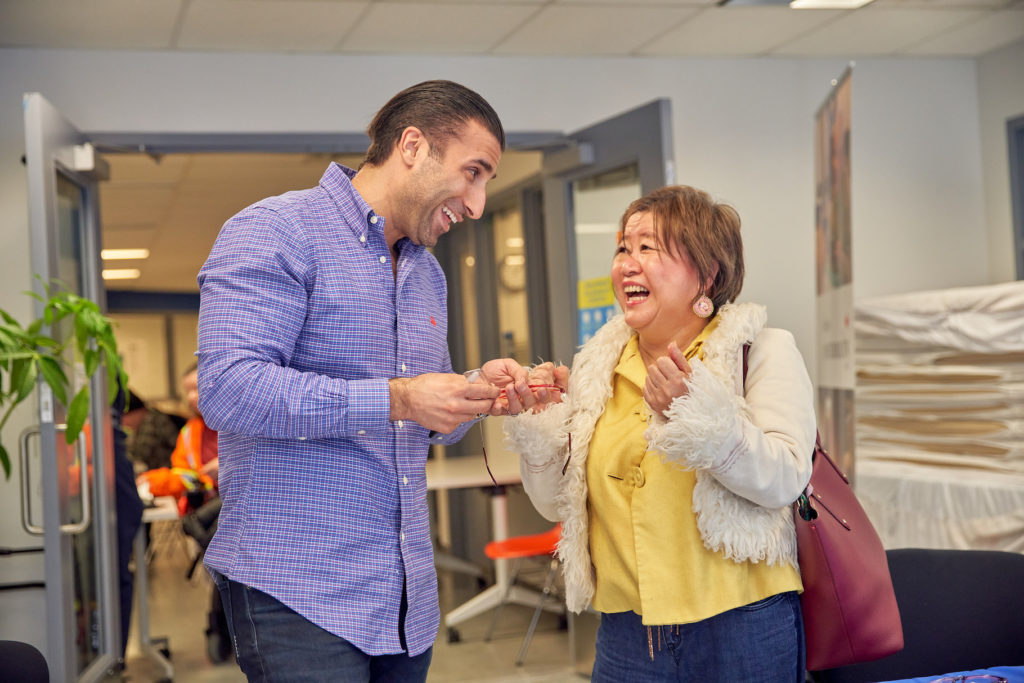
[932,675,1007,683]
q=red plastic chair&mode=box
[482,523,562,666]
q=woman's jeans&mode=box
[211,571,432,682]
[591,591,805,682]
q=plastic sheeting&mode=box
[852,282,1024,553]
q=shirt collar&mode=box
[319,162,383,243]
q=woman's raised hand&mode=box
[644,341,692,417]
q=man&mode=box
[196,80,563,681]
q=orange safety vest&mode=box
[140,417,214,501]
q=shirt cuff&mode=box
[344,378,392,434]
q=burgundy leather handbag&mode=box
[795,436,904,670]
[742,345,903,670]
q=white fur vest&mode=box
[505,302,816,614]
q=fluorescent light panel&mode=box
[101,248,150,260]
[790,0,875,8]
[102,269,141,280]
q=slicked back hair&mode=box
[362,80,505,168]
[619,185,745,311]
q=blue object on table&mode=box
[881,665,1024,683]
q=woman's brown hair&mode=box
[619,185,744,311]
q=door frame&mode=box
[23,92,120,682]
[540,98,675,364]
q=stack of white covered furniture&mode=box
[853,281,1024,553]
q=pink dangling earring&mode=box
[692,294,714,319]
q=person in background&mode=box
[110,386,145,666]
[196,80,564,682]
[136,364,218,509]
[505,185,816,681]
[121,387,184,471]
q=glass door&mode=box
[23,92,121,682]
[540,99,675,364]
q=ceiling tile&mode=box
[178,0,370,52]
[871,0,1015,8]
[100,186,176,226]
[103,227,160,250]
[771,7,986,55]
[553,0,716,5]
[903,8,1024,55]
[0,0,182,49]
[640,6,844,56]
[107,154,191,185]
[341,2,538,53]
[493,4,700,55]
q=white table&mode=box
[425,448,563,634]
[134,495,178,680]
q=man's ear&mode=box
[397,126,426,167]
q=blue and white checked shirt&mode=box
[197,163,473,657]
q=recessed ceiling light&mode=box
[790,0,875,8]
[101,248,150,260]
[102,269,141,280]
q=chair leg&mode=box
[515,558,559,666]
[484,558,522,642]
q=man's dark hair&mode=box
[362,80,505,167]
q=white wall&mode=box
[0,49,1004,367]
[978,39,1024,284]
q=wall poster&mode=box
[815,67,856,481]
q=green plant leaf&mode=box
[0,444,9,480]
[22,289,45,304]
[65,386,89,445]
[10,357,35,401]
[74,314,89,353]
[84,348,100,378]
[15,357,39,403]
[38,356,68,406]
[106,356,120,403]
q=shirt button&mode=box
[370,215,378,225]
[403,476,408,485]
[357,430,366,436]
[297,437,307,441]
[379,255,386,264]
[631,466,646,488]
[400,532,406,542]
[359,235,367,243]
[397,420,403,428]
[401,363,407,372]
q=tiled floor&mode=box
[121,522,587,682]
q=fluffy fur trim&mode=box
[645,358,745,471]
[505,302,800,611]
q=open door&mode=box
[541,99,674,364]
[22,92,121,682]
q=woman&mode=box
[505,185,817,681]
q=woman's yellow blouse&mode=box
[586,323,802,625]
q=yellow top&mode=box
[587,322,802,625]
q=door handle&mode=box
[19,426,43,535]
[56,423,91,535]
[18,424,92,535]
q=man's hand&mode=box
[487,360,569,416]
[644,341,691,417]
[389,373,499,434]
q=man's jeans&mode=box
[591,591,805,682]
[212,571,432,682]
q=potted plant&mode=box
[0,279,127,479]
